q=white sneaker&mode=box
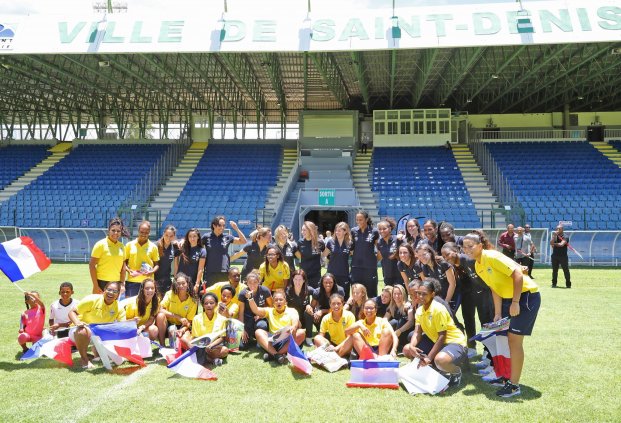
[482,371,498,382]
[478,365,494,375]
[467,348,477,359]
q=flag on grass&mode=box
[21,335,74,366]
[286,334,312,375]
[398,359,449,395]
[90,321,145,369]
[347,359,400,389]
[167,346,217,380]
[0,237,51,282]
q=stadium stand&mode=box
[0,144,169,228]
[485,141,621,230]
[0,145,51,190]
[610,140,621,153]
[162,144,281,235]
[371,147,481,227]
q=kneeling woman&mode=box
[463,232,541,398]
[313,293,356,357]
[68,282,124,369]
[245,289,306,364]
[351,299,398,359]
[180,293,229,365]
[403,280,467,387]
[124,278,160,341]
[155,273,198,347]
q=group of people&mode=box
[18,212,541,398]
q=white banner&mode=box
[0,0,620,54]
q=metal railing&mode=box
[476,129,585,141]
[118,136,191,229]
[469,135,526,226]
[605,128,621,139]
[264,158,300,230]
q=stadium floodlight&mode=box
[391,16,401,39]
[98,61,110,67]
[491,74,499,79]
[611,48,621,55]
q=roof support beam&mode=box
[389,49,397,109]
[411,49,438,107]
[262,52,287,123]
[309,53,349,109]
[509,44,612,113]
[479,44,571,113]
[217,53,266,119]
[350,51,370,114]
[433,47,485,106]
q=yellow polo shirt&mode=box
[265,307,299,334]
[358,317,391,347]
[76,294,124,324]
[260,261,290,291]
[124,239,160,283]
[415,300,466,346]
[206,281,247,306]
[475,249,538,299]
[125,299,157,327]
[320,310,355,345]
[191,312,227,338]
[161,291,198,325]
[91,238,125,282]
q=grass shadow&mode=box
[460,372,542,401]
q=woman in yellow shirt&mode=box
[68,281,124,369]
[313,293,357,357]
[216,285,239,319]
[245,289,305,364]
[350,299,398,359]
[89,218,127,294]
[124,278,160,341]
[155,272,198,347]
[404,279,467,388]
[463,232,541,398]
[181,293,229,365]
[259,246,290,291]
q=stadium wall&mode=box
[469,111,621,129]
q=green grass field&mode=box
[1,264,620,422]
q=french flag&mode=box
[347,360,400,389]
[167,346,217,380]
[470,320,511,380]
[286,334,312,375]
[90,321,145,369]
[21,335,74,366]
[0,237,51,282]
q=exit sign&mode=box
[318,189,336,206]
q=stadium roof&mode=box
[1,0,620,126]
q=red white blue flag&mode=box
[21,335,74,366]
[286,334,312,375]
[0,237,51,282]
[167,346,217,380]
[90,321,145,369]
[347,359,400,389]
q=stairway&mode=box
[263,148,297,224]
[451,144,505,228]
[279,181,305,232]
[590,141,621,167]
[0,143,72,203]
[147,142,208,221]
[352,151,380,223]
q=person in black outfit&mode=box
[550,225,571,288]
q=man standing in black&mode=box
[524,224,536,278]
[550,225,571,288]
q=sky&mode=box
[0,0,546,15]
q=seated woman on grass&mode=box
[384,284,412,350]
[68,282,124,369]
[313,293,356,357]
[350,299,398,359]
[237,271,273,349]
[244,289,305,364]
[180,292,229,366]
[311,273,345,329]
[216,284,239,319]
[403,279,467,388]
[155,273,198,347]
[124,278,160,341]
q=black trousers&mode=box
[527,253,535,277]
[461,286,494,348]
[551,255,571,287]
